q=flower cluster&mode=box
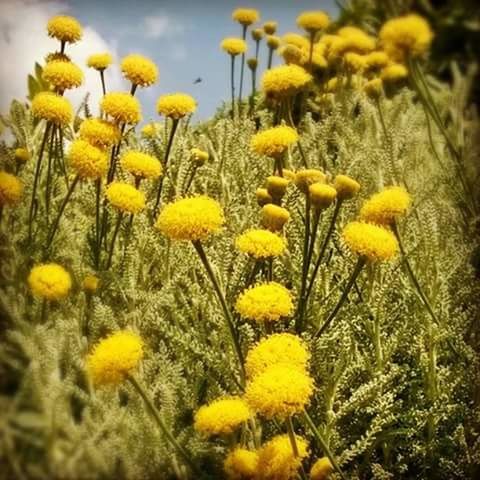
[68,139,108,179]
[262,64,312,98]
[31,92,73,125]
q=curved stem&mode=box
[106,211,123,269]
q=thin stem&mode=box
[230,55,236,120]
[130,83,138,96]
[40,299,48,324]
[184,165,198,194]
[267,47,273,69]
[239,24,247,105]
[297,140,309,168]
[94,179,102,269]
[286,416,307,480]
[100,70,107,96]
[45,125,56,220]
[106,211,123,269]
[308,32,315,72]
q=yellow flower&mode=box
[47,15,82,44]
[310,457,334,480]
[28,263,72,300]
[83,274,100,293]
[360,186,411,225]
[79,118,121,149]
[190,148,209,165]
[224,448,259,480]
[86,330,143,386]
[232,8,260,26]
[236,282,293,322]
[87,53,112,71]
[342,221,399,262]
[0,171,23,206]
[364,78,383,98]
[261,203,290,231]
[120,151,162,180]
[365,51,390,69]
[45,51,71,63]
[245,333,309,379]
[283,33,310,50]
[156,196,224,241]
[105,182,146,214]
[343,52,368,72]
[100,92,142,125]
[334,174,360,200]
[381,63,408,82]
[31,92,73,125]
[221,37,248,56]
[266,35,281,50]
[329,27,375,58]
[141,122,162,138]
[379,14,434,61]
[256,188,273,207]
[121,54,159,87]
[43,60,83,91]
[296,11,330,33]
[263,21,277,35]
[294,169,326,194]
[262,64,312,98]
[194,397,251,436]
[251,126,298,158]
[257,434,309,480]
[236,229,286,259]
[68,139,108,180]
[247,57,258,70]
[309,183,337,209]
[157,93,197,119]
[266,175,289,199]
[280,44,303,65]
[14,148,30,163]
[252,28,264,41]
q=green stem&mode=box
[106,211,123,269]
[239,24,247,105]
[267,47,273,69]
[286,416,307,480]
[308,32,315,72]
[100,70,106,96]
[45,125,56,220]
[184,165,198,194]
[230,55,236,120]
[94,179,102,269]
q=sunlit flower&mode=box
[360,186,411,224]
[120,151,162,180]
[247,57,258,70]
[190,148,209,165]
[261,203,290,231]
[0,171,23,206]
[28,263,72,300]
[87,53,113,71]
[105,182,146,214]
[78,118,121,149]
[343,52,368,72]
[14,148,30,163]
[266,175,289,199]
[283,33,310,50]
[310,457,334,480]
[232,8,259,26]
[224,448,259,480]
[296,11,330,34]
[266,35,281,50]
[263,21,277,35]
[47,15,82,44]
[262,64,312,98]
[365,51,390,69]
[43,60,83,91]
[252,28,264,41]
[68,139,108,179]
[141,122,162,138]
[329,27,375,58]
[381,63,408,82]
[309,183,337,209]
[280,44,303,65]
[334,174,360,200]
[294,169,326,194]
[236,229,286,259]
[221,37,248,56]
[100,92,142,124]
[121,54,159,87]
[83,274,100,293]
[157,93,197,119]
[251,126,298,158]
[31,92,73,125]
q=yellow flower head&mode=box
[86,330,143,386]
[141,122,162,138]
[43,60,83,91]
[264,21,277,34]
[224,448,259,480]
[245,333,309,379]
[156,196,224,241]
[342,221,399,262]
[83,274,100,293]
[232,8,260,26]
[262,64,312,98]
[221,37,248,56]
[120,150,162,180]
[28,263,72,300]
[251,126,298,158]
[280,44,303,65]
[296,11,330,33]
[329,27,375,58]
[283,33,310,50]
[247,57,258,70]
[47,15,82,44]
[45,51,71,63]
[87,53,113,71]
[334,174,360,200]
[0,171,23,206]
[105,182,146,214]
[364,78,383,98]
[68,139,108,179]
[78,118,121,149]
[309,183,337,210]
[365,51,390,69]
[310,457,334,480]
[266,175,289,199]
[121,54,159,87]
[194,397,251,436]
[261,203,290,231]
[266,35,281,50]
[343,52,368,72]
[257,434,309,480]
[236,229,286,259]
[100,92,142,125]
[14,148,30,163]
[190,148,209,165]
[295,169,326,194]
[157,93,197,119]
[31,92,73,125]
[360,186,411,225]
[381,63,408,82]
[252,28,264,41]
[236,282,293,322]
[256,188,273,207]
[380,14,433,61]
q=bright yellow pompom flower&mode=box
[105,182,146,214]
[86,330,144,386]
[251,126,298,158]
[121,54,159,87]
[100,92,142,124]
[194,397,251,436]
[310,457,334,480]
[157,93,197,119]
[235,228,286,259]
[87,53,113,71]
[14,148,30,163]
[261,203,290,232]
[0,171,23,206]
[365,51,390,69]
[141,122,162,138]
[334,174,360,200]
[31,92,73,125]
[296,11,330,33]
[120,151,162,180]
[235,282,293,322]
[224,448,259,480]
[245,333,310,379]
[68,139,108,180]
[262,64,312,98]
[47,15,82,44]
[381,63,408,82]
[342,221,399,262]
[43,60,83,91]
[78,118,121,149]
[232,8,260,26]
[28,263,72,300]
[221,37,248,56]
[360,186,411,225]
[309,183,337,210]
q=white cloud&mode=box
[143,12,185,39]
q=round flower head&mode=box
[310,457,334,480]
[157,93,196,119]
[379,14,434,61]
[190,148,209,165]
[247,57,258,70]
[43,60,83,91]
[262,64,312,98]
[342,221,399,262]
[0,171,23,206]
[121,54,158,87]
[68,140,108,179]
[105,182,146,214]
[47,15,82,44]
[141,122,162,138]
[364,78,383,98]
[295,169,326,194]
[296,11,330,33]
[224,448,258,480]
[263,21,277,35]
[334,174,360,200]
[86,330,143,386]
[31,92,73,125]
[360,186,411,225]
[252,28,264,41]
[344,52,368,72]
[194,397,251,436]
[280,44,303,65]
[78,118,121,149]
[236,229,286,259]
[245,333,309,379]
[283,33,310,50]
[309,183,337,210]
[257,434,309,480]
[266,175,289,200]
[261,203,290,231]
[335,26,376,54]
[87,53,112,71]
[156,196,224,241]
[232,8,260,26]
[100,92,142,124]
[251,126,298,158]
[256,188,273,207]
[83,274,100,293]
[236,282,293,322]
[15,148,30,163]
[381,63,408,82]
[28,263,72,300]
[266,35,281,50]
[365,51,390,70]
[120,151,162,180]
[246,364,313,418]
[221,37,248,56]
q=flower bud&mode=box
[261,203,290,231]
[309,183,337,210]
[266,175,289,200]
[334,174,360,200]
[256,188,273,207]
[294,169,326,194]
